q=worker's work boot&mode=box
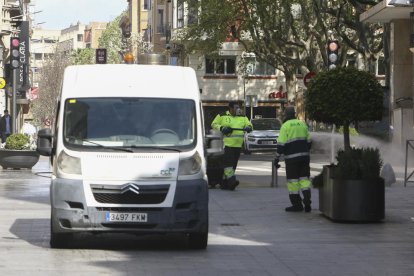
[302,189,312,212]
[220,179,229,190]
[285,194,304,212]
[227,176,238,191]
[229,179,239,191]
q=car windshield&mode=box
[251,119,281,131]
[63,97,196,150]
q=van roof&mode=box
[61,64,200,100]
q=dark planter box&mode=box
[0,150,40,169]
[319,165,385,222]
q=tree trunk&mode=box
[343,121,351,152]
[284,70,297,104]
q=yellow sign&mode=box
[0,78,6,89]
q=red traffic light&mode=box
[10,37,20,69]
[327,40,340,70]
[328,41,339,52]
[11,38,20,47]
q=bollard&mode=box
[271,158,280,187]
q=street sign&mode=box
[304,71,316,88]
[96,48,107,64]
[0,77,6,89]
[245,63,255,75]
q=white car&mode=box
[244,118,282,154]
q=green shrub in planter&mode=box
[306,67,383,152]
[5,133,31,150]
[335,147,383,180]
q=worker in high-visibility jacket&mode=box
[211,102,252,190]
[276,106,312,212]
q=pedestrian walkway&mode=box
[0,156,414,275]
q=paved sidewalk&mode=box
[209,184,414,275]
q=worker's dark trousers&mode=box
[285,158,311,210]
[222,146,241,188]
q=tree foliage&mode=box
[178,0,384,96]
[71,48,96,65]
[30,50,71,128]
[98,13,124,64]
[305,66,383,151]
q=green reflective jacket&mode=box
[211,111,252,148]
[277,119,311,162]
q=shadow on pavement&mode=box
[9,218,197,250]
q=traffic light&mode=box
[10,37,20,69]
[327,40,339,70]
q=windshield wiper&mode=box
[68,137,134,153]
[127,145,182,152]
[66,137,181,153]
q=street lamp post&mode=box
[241,52,256,115]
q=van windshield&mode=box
[63,97,196,150]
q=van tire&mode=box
[188,231,208,250]
[50,216,73,248]
[50,231,73,249]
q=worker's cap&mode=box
[284,106,296,119]
[229,101,241,108]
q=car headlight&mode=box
[247,137,256,142]
[178,151,202,175]
[57,150,82,175]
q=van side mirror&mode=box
[37,128,53,156]
[205,129,224,156]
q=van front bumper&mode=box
[50,178,208,234]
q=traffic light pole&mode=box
[12,68,17,134]
[243,75,246,115]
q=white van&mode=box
[36,64,222,249]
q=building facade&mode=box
[127,1,388,131]
[30,28,60,86]
[84,22,108,49]
[361,0,414,147]
[58,22,86,55]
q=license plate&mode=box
[106,212,148,222]
[261,141,274,145]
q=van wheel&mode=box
[188,232,208,250]
[50,232,73,249]
[50,217,73,248]
[243,145,251,155]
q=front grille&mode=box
[91,184,169,204]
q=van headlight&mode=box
[57,150,81,175]
[178,151,202,175]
